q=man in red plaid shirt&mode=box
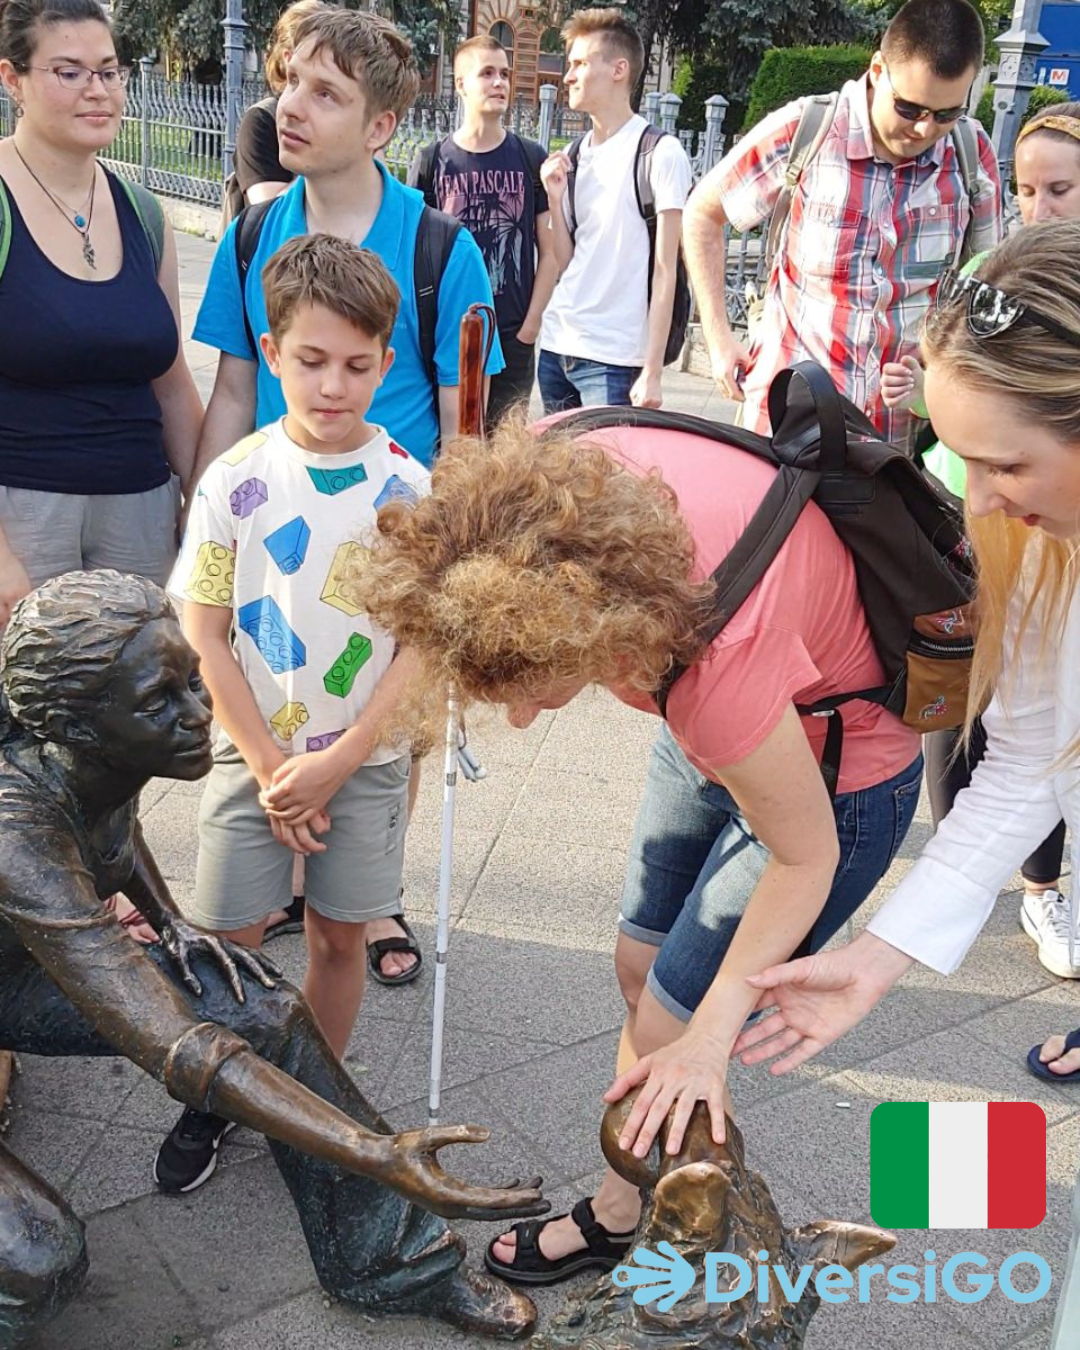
[685,0,1002,451]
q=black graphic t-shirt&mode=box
[410,133,548,335]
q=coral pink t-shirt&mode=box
[590,424,919,795]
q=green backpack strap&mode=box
[116,175,166,274]
[0,180,11,284]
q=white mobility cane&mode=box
[427,301,494,1125]
[428,688,459,1125]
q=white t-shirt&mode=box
[540,114,692,367]
[170,421,429,764]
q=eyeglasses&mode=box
[29,65,130,90]
[935,272,1080,350]
[882,59,967,125]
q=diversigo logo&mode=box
[611,1101,1052,1310]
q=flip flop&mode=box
[368,914,423,986]
[1026,1027,1080,1082]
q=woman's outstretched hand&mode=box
[604,1027,729,1158]
[734,933,915,1075]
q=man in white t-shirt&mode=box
[537,7,692,412]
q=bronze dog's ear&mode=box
[789,1219,897,1273]
[651,1161,732,1241]
[599,1094,660,1188]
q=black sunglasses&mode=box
[882,60,968,125]
[935,272,1080,350]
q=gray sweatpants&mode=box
[0,478,181,588]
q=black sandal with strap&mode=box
[483,1197,635,1286]
[367,913,423,986]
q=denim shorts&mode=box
[620,724,923,1021]
[537,349,641,414]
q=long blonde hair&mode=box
[922,219,1080,729]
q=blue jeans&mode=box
[620,724,923,1020]
[537,349,641,414]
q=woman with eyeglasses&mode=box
[0,0,203,940]
[739,218,1080,1350]
[0,0,202,614]
[882,103,1080,987]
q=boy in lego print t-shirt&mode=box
[159,237,428,1193]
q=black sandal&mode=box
[264,894,306,943]
[367,914,423,986]
[483,1197,635,1286]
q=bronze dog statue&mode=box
[534,1091,895,1348]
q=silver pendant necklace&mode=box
[12,143,97,269]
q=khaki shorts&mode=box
[191,746,410,931]
[0,477,181,588]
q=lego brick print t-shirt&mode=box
[415,134,547,335]
[170,421,429,764]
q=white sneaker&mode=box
[1020,889,1080,979]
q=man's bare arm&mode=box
[683,169,749,400]
[189,354,258,490]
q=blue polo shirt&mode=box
[193,163,503,466]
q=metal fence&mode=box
[0,68,757,329]
[0,68,730,207]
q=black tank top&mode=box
[0,168,179,495]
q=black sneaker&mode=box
[153,1108,237,1194]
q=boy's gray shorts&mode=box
[191,747,410,931]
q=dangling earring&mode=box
[13,103,23,119]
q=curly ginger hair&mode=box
[349,421,714,719]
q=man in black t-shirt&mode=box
[409,36,559,424]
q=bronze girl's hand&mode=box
[372,1124,549,1222]
[161,918,280,1003]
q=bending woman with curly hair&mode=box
[352,413,923,1285]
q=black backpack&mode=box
[232,199,463,394]
[566,123,692,367]
[551,363,976,795]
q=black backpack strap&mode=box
[412,139,443,208]
[634,123,664,225]
[413,206,464,393]
[565,134,585,239]
[233,199,274,360]
[655,463,819,717]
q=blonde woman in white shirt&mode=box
[737,217,1080,1350]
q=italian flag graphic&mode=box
[871,1102,1046,1229]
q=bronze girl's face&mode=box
[85,619,214,780]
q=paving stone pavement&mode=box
[4,231,1074,1350]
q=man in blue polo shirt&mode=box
[191,7,502,474]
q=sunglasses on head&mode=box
[882,59,968,125]
[934,272,1080,349]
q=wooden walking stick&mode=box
[428,305,495,1126]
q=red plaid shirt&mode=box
[715,77,1003,447]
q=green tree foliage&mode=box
[743,43,873,129]
[672,58,726,130]
[665,0,872,129]
[113,0,459,79]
